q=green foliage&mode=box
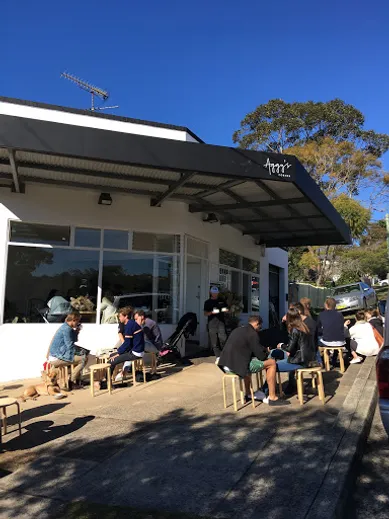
[360,220,386,246]
[288,247,307,281]
[233,98,389,156]
[331,195,370,239]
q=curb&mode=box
[306,357,377,519]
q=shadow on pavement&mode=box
[0,404,361,519]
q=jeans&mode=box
[108,351,141,375]
[208,320,227,357]
[144,340,159,354]
[51,355,85,382]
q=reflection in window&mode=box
[243,257,260,274]
[219,249,240,269]
[132,233,179,253]
[4,246,99,323]
[10,222,70,246]
[103,229,129,250]
[243,273,249,313]
[101,252,179,324]
[251,276,260,312]
[75,228,101,248]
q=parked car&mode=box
[378,279,389,287]
[332,282,377,313]
[377,293,389,437]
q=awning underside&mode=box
[0,147,349,248]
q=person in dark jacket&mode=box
[218,315,281,405]
[365,309,384,338]
[317,297,346,367]
[280,308,316,366]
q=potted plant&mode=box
[219,290,244,332]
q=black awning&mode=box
[0,113,351,247]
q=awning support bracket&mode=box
[151,172,196,207]
[7,149,24,194]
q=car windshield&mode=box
[333,284,360,296]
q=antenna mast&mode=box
[61,72,118,112]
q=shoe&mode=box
[350,357,362,364]
[215,357,220,365]
[263,397,291,406]
[245,391,265,403]
[115,372,123,382]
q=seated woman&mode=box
[348,310,380,364]
[276,307,317,394]
[365,309,384,338]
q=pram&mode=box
[159,312,198,358]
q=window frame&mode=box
[3,220,182,325]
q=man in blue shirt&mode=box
[134,310,163,352]
[48,312,85,388]
[108,307,145,377]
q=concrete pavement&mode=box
[0,358,376,519]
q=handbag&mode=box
[372,326,384,347]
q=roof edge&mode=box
[0,95,204,143]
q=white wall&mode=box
[0,101,201,143]
[0,183,287,382]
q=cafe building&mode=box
[0,97,351,381]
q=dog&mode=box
[20,368,68,401]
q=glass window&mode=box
[251,276,260,312]
[75,228,101,248]
[10,222,70,246]
[242,257,260,274]
[243,273,249,313]
[132,232,179,253]
[186,237,208,258]
[103,229,129,250]
[101,252,179,324]
[4,246,99,323]
[219,249,240,269]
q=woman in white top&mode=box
[349,310,379,363]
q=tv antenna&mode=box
[61,72,119,112]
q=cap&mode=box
[210,286,219,294]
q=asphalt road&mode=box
[347,407,389,518]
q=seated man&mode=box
[47,311,85,389]
[218,315,284,406]
[317,297,346,366]
[134,309,163,353]
[108,307,145,381]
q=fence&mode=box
[289,282,332,309]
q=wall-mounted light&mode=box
[202,212,219,224]
[98,193,112,206]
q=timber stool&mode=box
[296,366,325,406]
[222,373,255,412]
[254,369,284,396]
[319,346,345,373]
[131,358,147,386]
[89,363,112,397]
[57,365,75,390]
[0,397,22,439]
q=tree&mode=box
[331,195,370,239]
[233,99,389,156]
[288,138,384,198]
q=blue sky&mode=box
[3,0,389,203]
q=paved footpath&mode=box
[347,408,389,519]
[0,361,366,519]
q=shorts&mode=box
[223,357,264,376]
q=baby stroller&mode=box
[159,312,198,359]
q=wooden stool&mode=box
[131,358,147,386]
[222,373,255,412]
[89,363,112,397]
[319,346,345,373]
[57,365,75,390]
[296,367,325,405]
[254,369,284,396]
[0,397,22,439]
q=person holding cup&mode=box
[204,286,228,362]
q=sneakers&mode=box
[245,390,266,403]
[114,372,123,382]
[215,357,220,365]
[350,357,362,364]
[263,397,290,406]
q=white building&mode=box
[0,97,350,382]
